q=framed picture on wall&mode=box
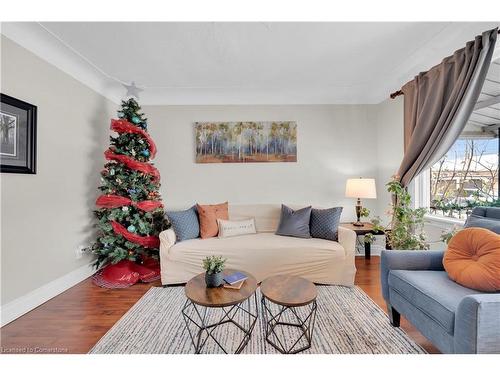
[0,93,37,174]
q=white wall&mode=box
[144,104,381,221]
[1,36,116,307]
[373,97,404,224]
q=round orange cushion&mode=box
[443,227,500,292]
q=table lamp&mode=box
[345,178,377,227]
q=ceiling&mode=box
[1,22,499,105]
[465,60,500,136]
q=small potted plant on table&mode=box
[202,255,226,288]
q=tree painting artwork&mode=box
[0,111,17,157]
[195,121,297,163]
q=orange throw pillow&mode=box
[443,227,500,292]
[197,202,229,239]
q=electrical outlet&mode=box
[75,245,86,259]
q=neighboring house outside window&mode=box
[427,135,499,220]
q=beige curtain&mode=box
[397,28,498,187]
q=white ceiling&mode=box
[1,22,499,105]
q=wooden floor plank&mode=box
[0,257,438,354]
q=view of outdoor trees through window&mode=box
[430,135,499,219]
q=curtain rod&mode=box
[390,28,500,99]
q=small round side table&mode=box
[182,269,258,354]
[261,275,317,354]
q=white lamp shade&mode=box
[345,178,377,199]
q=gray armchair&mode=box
[380,207,500,354]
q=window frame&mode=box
[413,131,500,225]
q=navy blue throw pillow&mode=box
[275,205,312,238]
[166,205,200,242]
[310,207,343,241]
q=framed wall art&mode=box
[0,94,37,174]
[195,121,297,163]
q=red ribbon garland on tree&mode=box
[96,195,163,212]
[110,119,157,158]
[111,221,160,248]
[104,149,160,182]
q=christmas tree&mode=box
[89,98,167,274]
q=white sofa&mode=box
[159,204,357,286]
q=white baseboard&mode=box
[0,263,95,327]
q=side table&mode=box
[261,275,317,354]
[339,222,385,259]
[182,269,258,354]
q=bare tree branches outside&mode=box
[430,137,499,218]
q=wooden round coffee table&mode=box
[182,269,258,354]
[261,275,318,354]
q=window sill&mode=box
[424,214,465,227]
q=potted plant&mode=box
[202,255,226,288]
[386,177,429,250]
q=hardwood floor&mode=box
[0,257,438,354]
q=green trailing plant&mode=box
[202,255,226,275]
[360,207,370,218]
[364,233,376,244]
[440,225,462,245]
[363,216,385,244]
[387,177,428,250]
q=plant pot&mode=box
[205,271,224,288]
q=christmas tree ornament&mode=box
[142,150,150,157]
[123,81,143,99]
[89,98,167,289]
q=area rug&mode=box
[89,286,426,354]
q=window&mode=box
[428,134,499,219]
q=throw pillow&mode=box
[165,206,200,242]
[217,218,257,238]
[464,214,500,234]
[310,207,343,241]
[275,204,312,238]
[443,227,500,292]
[197,202,229,239]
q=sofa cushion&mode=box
[217,218,256,238]
[167,232,346,283]
[166,205,199,242]
[388,270,481,335]
[310,207,343,241]
[276,204,312,238]
[464,214,500,234]
[196,202,229,238]
[444,227,500,292]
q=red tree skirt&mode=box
[92,258,160,289]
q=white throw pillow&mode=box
[217,218,257,238]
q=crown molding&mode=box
[1,22,498,106]
[1,22,123,104]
